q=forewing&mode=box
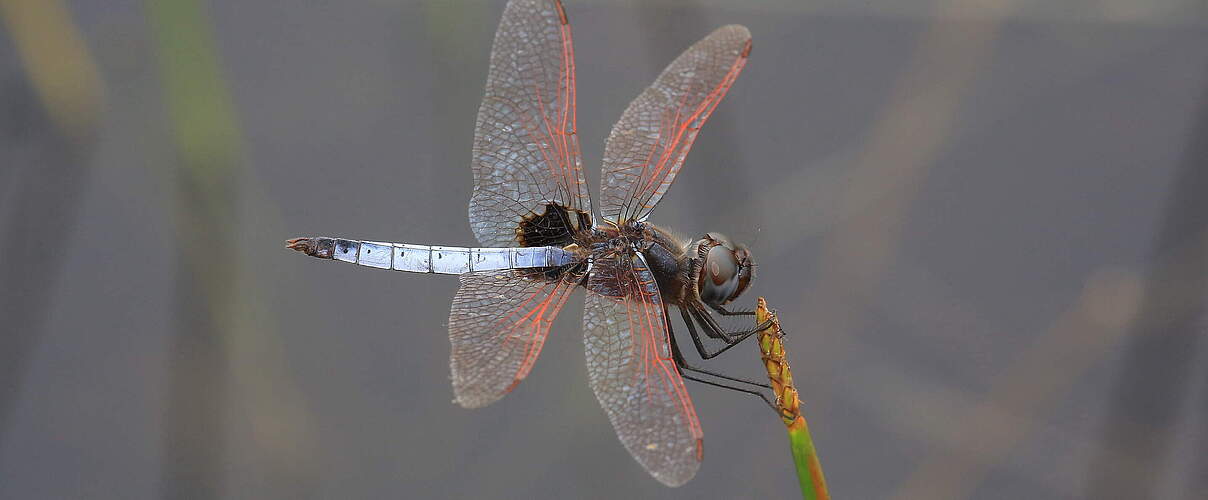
[599,25,751,224]
[449,266,582,408]
[583,254,703,486]
[470,0,592,247]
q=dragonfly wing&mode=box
[449,266,582,408]
[599,25,751,224]
[583,254,703,486]
[470,0,592,247]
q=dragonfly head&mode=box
[694,232,755,306]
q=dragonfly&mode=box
[287,0,765,486]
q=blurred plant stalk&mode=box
[0,0,102,449]
[0,0,102,137]
[756,298,829,500]
[146,0,316,496]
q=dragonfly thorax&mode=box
[603,222,756,311]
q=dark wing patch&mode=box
[516,202,593,247]
[469,0,593,247]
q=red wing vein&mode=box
[599,25,751,224]
[469,0,590,247]
[583,258,703,486]
[450,269,578,409]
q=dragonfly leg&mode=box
[690,306,773,345]
[685,307,731,341]
[681,307,766,360]
[710,304,756,316]
[680,307,730,353]
[701,306,774,339]
[664,310,779,415]
[685,307,771,359]
[667,308,769,390]
[679,372,780,415]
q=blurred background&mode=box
[2,0,1206,498]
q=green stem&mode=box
[787,416,829,500]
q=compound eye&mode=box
[699,245,741,306]
[706,245,737,285]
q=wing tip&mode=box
[452,376,526,409]
[717,24,751,39]
[651,457,702,487]
[712,25,752,58]
[452,387,500,409]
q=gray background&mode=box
[2,0,1206,498]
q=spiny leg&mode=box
[681,307,737,359]
[697,305,772,340]
[666,307,769,390]
[680,373,779,414]
[710,304,756,316]
[686,307,768,359]
[687,306,731,341]
[664,308,778,414]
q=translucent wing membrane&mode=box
[450,266,583,408]
[583,254,703,486]
[599,25,751,224]
[470,0,592,247]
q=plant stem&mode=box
[756,297,829,500]
[787,416,828,500]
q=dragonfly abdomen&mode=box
[285,237,577,274]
